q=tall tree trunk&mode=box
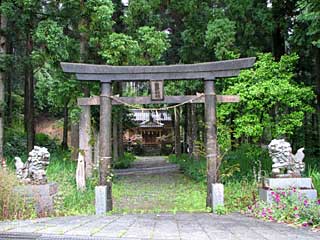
[187,104,193,155]
[0,11,6,159]
[71,123,79,160]
[112,117,118,161]
[272,25,285,61]
[62,100,69,149]
[25,33,35,153]
[191,104,199,160]
[174,107,181,156]
[6,40,12,126]
[315,47,320,155]
[183,105,188,153]
[71,1,89,160]
[118,83,124,157]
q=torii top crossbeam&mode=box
[61,57,255,82]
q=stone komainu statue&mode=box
[15,146,50,184]
[268,139,305,177]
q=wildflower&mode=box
[293,188,296,193]
[293,206,298,211]
[271,191,275,195]
[281,191,286,196]
[267,208,272,214]
[303,199,308,207]
[302,222,308,227]
[317,199,320,205]
[274,194,281,204]
[268,216,274,221]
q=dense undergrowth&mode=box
[2,130,319,228]
[169,147,320,228]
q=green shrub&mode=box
[35,133,58,152]
[223,144,270,180]
[168,154,206,182]
[0,169,36,220]
[113,152,136,169]
[307,167,320,195]
[4,128,58,162]
[4,127,27,159]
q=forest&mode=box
[0,0,319,225]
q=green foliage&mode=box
[297,0,320,47]
[306,167,320,194]
[47,151,96,215]
[35,133,58,152]
[99,27,169,65]
[219,53,315,142]
[33,20,70,63]
[136,26,170,65]
[223,144,271,179]
[4,126,58,160]
[112,152,136,169]
[248,189,320,228]
[205,18,238,60]
[224,180,257,213]
[99,33,140,65]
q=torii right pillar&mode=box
[204,79,218,208]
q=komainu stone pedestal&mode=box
[14,182,58,216]
[259,178,317,203]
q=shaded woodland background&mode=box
[0,0,319,162]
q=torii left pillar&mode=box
[98,82,113,211]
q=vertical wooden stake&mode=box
[205,79,218,209]
[174,107,181,156]
[99,82,113,211]
[79,105,92,178]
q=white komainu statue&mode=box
[268,139,305,177]
[15,146,50,184]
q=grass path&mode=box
[47,155,208,216]
[113,173,208,214]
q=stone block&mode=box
[263,178,312,189]
[259,188,317,203]
[212,183,224,211]
[14,182,58,198]
[95,186,108,215]
[13,183,58,216]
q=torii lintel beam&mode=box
[61,57,255,82]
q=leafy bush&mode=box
[168,154,206,182]
[247,189,320,228]
[223,144,271,180]
[307,167,320,195]
[35,133,58,152]
[4,127,27,159]
[0,169,36,220]
[113,152,136,169]
[4,128,58,161]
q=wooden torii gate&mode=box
[61,57,255,211]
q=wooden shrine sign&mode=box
[61,57,255,212]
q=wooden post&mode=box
[99,82,112,211]
[174,107,181,156]
[79,105,92,178]
[205,79,218,208]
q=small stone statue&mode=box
[268,139,305,177]
[15,146,50,184]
